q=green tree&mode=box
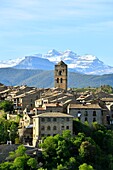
[27,158,37,169]
[79,141,98,165]
[40,136,57,169]
[9,121,18,143]
[11,154,29,170]
[79,163,94,170]
[9,145,27,160]
[0,100,13,112]
[0,162,12,170]
[0,145,38,170]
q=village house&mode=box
[18,111,35,145]
[12,89,43,113]
[33,112,73,147]
[33,102,64,114]
[67,103,107,125]
[34,87,76,114]
[101,97,113,124]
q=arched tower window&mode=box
[59,70,62,75]
[60,78,63,83]
[56,78,59,83]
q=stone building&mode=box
[12,89,43,113]
[67,103,104,125]
[54,61,67,90]
[33,112,73,147]
[101,97,113,125]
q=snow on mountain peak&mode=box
[80,54,97,61]
[47,49,61,56]
[0,57,24,68]
[0,49,112,75]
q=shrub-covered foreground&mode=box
[1,120,113,170]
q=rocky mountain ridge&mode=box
[0,49,113,75]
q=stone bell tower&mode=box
[54,61,67,90]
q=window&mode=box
[84,110,88,116]
[77,111,81,120]
[41,126,45,130]
[47,126,51,130]
[93,118,96,122]
[47,118,51,122]
[41,118,45,122]
[60,78,63,83]
[53,118,57,122]
[67,118,69,121]
[56,78,59,83]
[93,111,96,116]
[61,126,64,130]
[41,134,44,137]
[66,126,69,129]
[61,118,65,122]
[53,126,57,130]
[85,117,88,121]
[59,71,62,75]
[110,105,113,111]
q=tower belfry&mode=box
[54,61,67,90]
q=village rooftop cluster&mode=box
[0,61,113,147]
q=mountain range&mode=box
[0,49,113,88]
[1,49,113,75]
[0,67,113,88]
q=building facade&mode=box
[67,103,103,125]
[33,112,73,147]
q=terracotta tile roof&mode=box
[69,103,101,109]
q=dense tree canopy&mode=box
[0,100,13,112]
[1,120,113,169]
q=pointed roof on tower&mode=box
[57,60,67,66]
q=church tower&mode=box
[54,61,67,90]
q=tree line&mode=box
[0,120,113,169]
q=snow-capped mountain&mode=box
[0,49,113,75]
[43,49,113,75]
[14,55,54,70]
[0,58,24,68]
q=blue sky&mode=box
[0,0,113,65]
